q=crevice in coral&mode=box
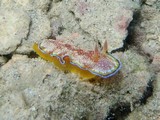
[121,10,141,52]
[125,11,141,45]
[118,9,154,63]
[55,0,63,3]
[69,10,75,16]
[27,51,39,58]
[111,45,126,53]
[122,8,155,63]
[11,50,39,59]
[13,19,32,54]
[141,0,147,4]
[111,10,142,54]
[57,26,65,35]
[2,53,13,63]
[139,78,154,105]
[26,20,32,41]
[105,76,154,120]
[106,103,131,120]
[143,3,153,7]
[46,0,53,13]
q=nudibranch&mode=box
[33,39,121,79]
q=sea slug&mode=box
[33,39,121,79]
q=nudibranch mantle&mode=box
[33,39,121,79]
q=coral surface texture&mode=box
[0,0,160,120]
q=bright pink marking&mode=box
[53,40,96,60]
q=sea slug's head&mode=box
[90,40,121,78]
[92,40,108,61]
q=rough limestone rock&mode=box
[0,49,151,119]
[0,8,30,55]
[0,0,140,53]
[126,73,160,120]
[125,1,160,119]
[141,6,160,57]
[0,0,51,12]
[0,0,159,119]
[15,10,51,54]
[0,0,51,54]
[48,0,140,52]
